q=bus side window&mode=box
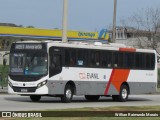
[118,52,124,68]
[135,53,145,69]
[146,53,155,70]
[107,52,112,67]
[51,55,61,68]
[101,51,112,68]
[70,58,75,66]
[77,50,86,66]
[90,51,100,67]
[113,52,118,68]
[101,52,107,67]
[124,52,134,68]
[65,49,76,66]
[95,52,100,67]
[49,54,62,77]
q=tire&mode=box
[85,95,100,101]
[118,85,129,102]
[61,85,73,103]
[30,95,41,102]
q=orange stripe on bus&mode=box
[104,69,130,95]
[119,48,136,52]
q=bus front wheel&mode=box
[61,85,73,103]
[30,95,41,102]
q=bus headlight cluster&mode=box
[37,80,47,88]
[8,81,13,88]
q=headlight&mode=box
[37,80,47,88]
[8,81,13,88]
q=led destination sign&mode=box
[15,44,43,50]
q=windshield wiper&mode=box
[27,52,38,67]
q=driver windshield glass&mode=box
[10,52,48,75]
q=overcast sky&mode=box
[0,0,160,31]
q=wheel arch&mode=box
[65,80,76,95]
[121,82,130,94]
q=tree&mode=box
[27,26,34,28]
[123,8,160,54]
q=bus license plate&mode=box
[21,89,28,92]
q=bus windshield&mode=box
[10,52,48,75]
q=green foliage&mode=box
[0,65,9,87]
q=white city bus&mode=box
[8,41,157,103]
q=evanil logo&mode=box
[78,32,95,38]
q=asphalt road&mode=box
[0,94,160,111]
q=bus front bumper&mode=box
[8,84,49,95]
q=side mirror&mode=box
[3,59,7,66]
[3,52,10,66]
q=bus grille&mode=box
[12,87,37,92]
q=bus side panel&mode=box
[128,82,157,94]
[47,68,157,96]
[107,84,119,95]
[75,81,119,95]
[127,69,157,94]
[47,80,66,95]
[47,80,157,96]
[47,80,119,95]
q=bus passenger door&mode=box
[49,53,62,77]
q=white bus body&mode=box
[8,41,157,102]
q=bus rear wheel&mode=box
[85,95,100,101]
[112,85,129,102]
[61,85,73,103]
[119,84,129,102]
[30,95,41,102]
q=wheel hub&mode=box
[66,89,72,99]
[122,89,127,99]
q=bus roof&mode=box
[14,40,156,53]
